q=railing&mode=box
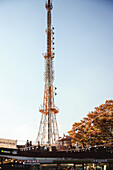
[19,143,113,154]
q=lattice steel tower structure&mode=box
[36,0,59,145]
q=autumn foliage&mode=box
[68,100,113,146]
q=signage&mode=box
[92,159,108,163]
[0,149,18,155]
[1,149,11,154]
[0,138,17,149]
[23,160,40,165]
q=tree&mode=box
[68,100,113,146]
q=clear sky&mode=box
[0,0,113,144]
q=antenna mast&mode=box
[36,0,59,145]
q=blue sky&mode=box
[0,0,113,144]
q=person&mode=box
[47,145,49,151]
[30,141,32,146]
[27,140,29,147]
[70,144,72,149]
[38,141,40,150]
[30,141,32,150]
[82,142,85,151]
[44,145,47,150]
[25,140,30,150]
[75,142,79,152]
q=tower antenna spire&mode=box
[48,0,50,6]
[36,0,59,146]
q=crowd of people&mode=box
[67,143,113,153]
[23,140,113,153]
[24,140,56,151]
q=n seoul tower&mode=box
[36,0,59,145]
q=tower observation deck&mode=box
[36,0,59,145]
